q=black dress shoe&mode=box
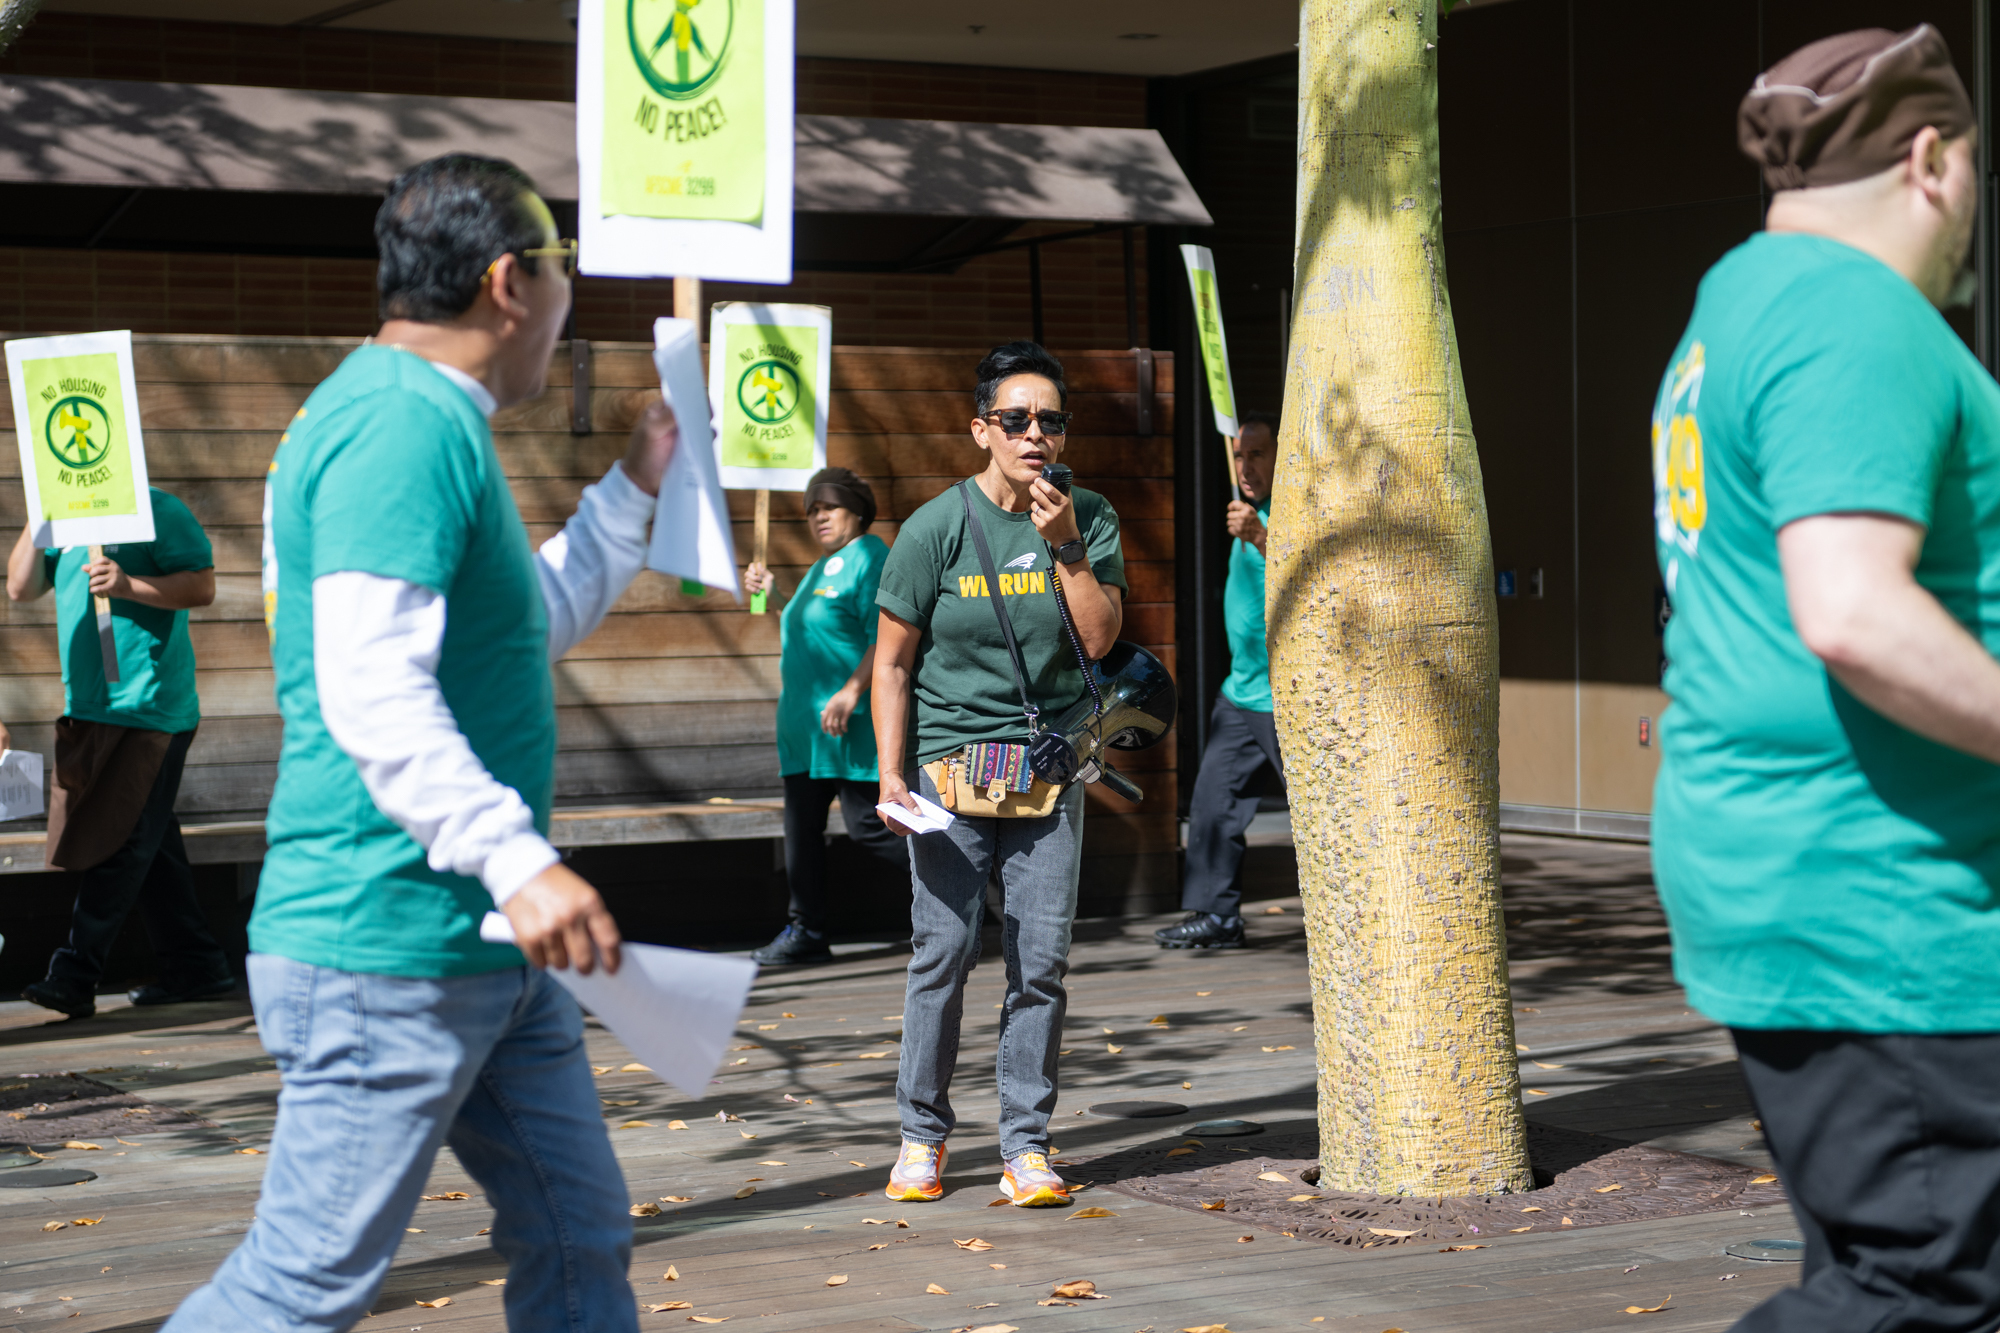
[22,980,95,1019]
[750,924,833,966]
[128,976,238,1007]
[1153,911,1247,950]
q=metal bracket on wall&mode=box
[1132,347,1155,437]
[571,339,592,435]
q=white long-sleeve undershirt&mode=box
[312,455,656,906]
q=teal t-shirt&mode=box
[252,346,550,978]
[1651,232,2000,1033]
[45,487,210,734]
[876,479,1126,766]
[1220,497,1271,713]
[778,533,887,781]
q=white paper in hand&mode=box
[480,912,756,1099]
[645,316,740,600]
[876,791,955,835]
[0,751,45,822]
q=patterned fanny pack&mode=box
[964,741,1033,803]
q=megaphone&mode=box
[1028,641,1177,802]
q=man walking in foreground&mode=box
[165,154,676,1331]
[1156,410,1281,949]
[1651,27,2000,1330]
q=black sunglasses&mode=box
[981,409,1072,437]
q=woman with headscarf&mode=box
[745,467,909,966]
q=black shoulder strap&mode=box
[958,481,1039,735]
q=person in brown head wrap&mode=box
[743,467,907,966]
[1649,26,2000,1333]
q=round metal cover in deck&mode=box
[1725,1237,1805,1263]
[0,1167,97,1188]
[1187,1119,1264,1136]
[1087,1101,1187,1119]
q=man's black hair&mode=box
[974,340,1067,417]
[376,154,549,322]
[1238,408,1281,436]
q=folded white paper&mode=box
[876,791,955,835]
[479,911,757,1100]
[0,750,45,822]
[645,317,741,600]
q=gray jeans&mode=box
[897,764,1085,1158]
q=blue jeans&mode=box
[164,954,637,1333]
[897,766,1085,1158]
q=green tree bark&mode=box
[1269,0,1531,1196]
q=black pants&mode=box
[1732,1027,2000,1332]
[1180,698,1283,918]
[782,773,909,933]
[45,730,228,993]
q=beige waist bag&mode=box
[923,749,1062,819]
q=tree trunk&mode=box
[1269,0,1530,1197]
[0,0,44,56]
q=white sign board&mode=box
[577,0,795,283]
[0,751,45,823]
[646,317,742,599]
[1179,245,1240,440]
[5,331,156,548]
[707,301,830,493]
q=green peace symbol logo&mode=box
[628,0,734,102]
[43,395,112,469]
[737,359,801,425]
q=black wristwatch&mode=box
[1051,538,1088,567]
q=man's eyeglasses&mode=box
[484,238,580,283]
[981,409,1072,437]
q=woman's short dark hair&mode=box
[805,466,878,530]
[376,154,548,322]
[974,341,1067,418]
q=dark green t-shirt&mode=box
[46,487,211,734]
[252,346,549,978]
[1652,232,2000,1033]
[778,532,887,781]
[876,479,1125,766]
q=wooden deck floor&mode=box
[0,834,1798,1331]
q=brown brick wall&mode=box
[0,13,1148,127]
[0,228,1146,349]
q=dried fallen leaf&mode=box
[1520,1206,1544,1212]
[1561,1216,1575,1226]
[1439,1244,1488,1252]
[422,1192,469,1201]
[739,1131,757,1139]
[647,1302,692,1312]
[62,1141,101,1151]
[989,1263,1006,1269]
[1509,1226,1534,1232]
[688,1317,729,1324]
[1533,1061,1566,1069]
[1051,1279,1103,1298]
[863,1217,893,1225]
[667,1120,688,1130]
[1182,1081,1193,1089]
[926,1282,950,1295]
[621,1063,652,1072]
[592,1065,613,1075]
[631,1203,663,1217]
[729,1058,748,1066]
[1069,1207,1118,1219]
[1038,1300,1077,1307]
[604,1098,644,1106]
[1368,1228,1415,1237]
[1150,1015,1170,1025]
[1166,1148,1196,1158]
[236,1148,263,1155]
[1526,1089,1549,1096]
[1750,1173,1778,1184]
[1287,1194,1323,1202]
[734,1186,756,1199]
[662,1195,693,1203]
[1256,1171,1290,1183]
[868,1243,888,1250]
[782,1012,797,1018]
[40,1221,65,1232]
[848,1160,866,1167]
[757,1160,787,1166]
[415,1297,451,1308]
[1594,1184,1623,1194]
[480,1278,506,1286]
[70,1217,104,1226]
[1107,1043,1124,1054]
[966,1326,1019,1333]
[953,1238,994,1251]
[406,1228,425,1234]
[1237,1235,1254,1243]
[825,1275,848,1287]
[1201,1199,1227,1210]
[1624,1297,1673,1314]
[1260,1045,1297,1052]
[985,1197,1011,1207]
[620,1121,654,1129]
[1183,1325,1232,1332]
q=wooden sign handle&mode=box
[87,544,120,684]
[749,489,771,615]
[1224,435,1243,504]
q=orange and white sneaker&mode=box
[999,1150,1071,1207]
[884,1139,948,1202]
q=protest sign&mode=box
[645,316,742,599]
[5,331,155,549]
[578,0,795,283]
[0,750,45,823]
[1180,245,1240,441]
[708,301,830,493]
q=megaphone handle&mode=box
[1096,764,1143,803]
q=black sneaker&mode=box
[750,924,833,967]
[129,976,239,1007]
[22,980,95,1019]
[1153,912,1246,950]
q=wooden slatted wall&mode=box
[0,336,1178,902]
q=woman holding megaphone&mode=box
[871,341,1127,1209]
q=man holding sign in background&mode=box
[164,153,675,1333]
[5,488,229,1018]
